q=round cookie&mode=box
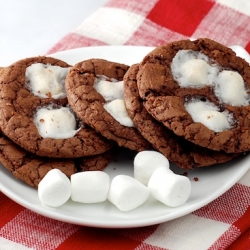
[0,57,113,158]
[124,64,240,169]
[137,38,250,153]
[0,131,114,188]
[66,59,151,151]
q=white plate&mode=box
[1,46,250,229]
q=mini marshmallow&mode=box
[71,171,110,203]
[108,175,150,212]
[134,151,170,185]
[38,169,71,207]
[34,106,80,139]
[148,167,191,207]
[104,99,134,127]
[214,70,248,106]
[94,79,124,101]
[26,63,69,99]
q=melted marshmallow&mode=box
[94,79,124,101]
[34,106,80,139]
[193,110,230,132]
[171,50,219,87]
[172,50,249,106]
[214,70,248,106]
[185,99,218,114]
[26,63,69,99]
[185,100,233,132]
[104,99,134,127]
[172,49,249,131]
[94,76,134,127]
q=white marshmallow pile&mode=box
[185,99,233,132]
[94,76,134,127]
[33,106,81,139]
[26,63,69,99]
[171,49,249,132]
[38,151,192,211]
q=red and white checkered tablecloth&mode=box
[1,0,250,249]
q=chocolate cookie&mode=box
[0,57,113,158]
[137,38,250,153]
[66,59,151,151]
[0,131,114,188]
[79,148,114,172]
[0,67,4,81]
[124,64,240,169]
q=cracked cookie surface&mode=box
[0,57,113,158]
[66,59,151,151]
[137,38,250,153]
[124,64,240,169]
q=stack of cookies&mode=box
[0,38,248,188]
[124,38,250,168]
[0,57,116,188]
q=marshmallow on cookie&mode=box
[214,70,248,106]
[185,99,233,132]
[94,76,135,127]
[27,63,81,139]
[26,63,70,99]
[34,106,81,139]
[171,49,249,133]
[171,50,218,88]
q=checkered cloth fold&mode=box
[1,0,250,249]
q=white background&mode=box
[0,0,108,66]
